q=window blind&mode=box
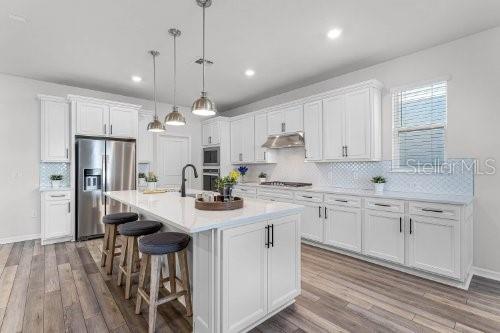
[392,81,447,168]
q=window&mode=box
[392,80,447,169]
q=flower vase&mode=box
[51,180,61,188]
[147,182,157,191]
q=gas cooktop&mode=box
[260,181,312,188]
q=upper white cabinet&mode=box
[39,95,70,162]
[254,113,269,162]
[322,95,345,160]
[303,100,323,161]
[137,112,154,163]
[267,105,303,135]
[69,95,140,139]
[230,115,255,164]
[202,120,221,146]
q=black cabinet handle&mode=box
[302,195,313,199]
[409,218,413,234]
[324,207,327,219]
[335,199,348,203]
[265,225,270,248]
[399,217,402,233]
[375,203,391,207]
[422,208,444,213]
[270,224,274,247]
[318,206,322,218]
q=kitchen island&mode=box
[105,190,304,333]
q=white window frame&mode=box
[391,78,449,172]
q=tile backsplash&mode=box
[40,162,70,187]
[240,149,474,196]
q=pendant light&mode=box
[147,50,166,132]
[192,0,217,116]
[165,28,187,126]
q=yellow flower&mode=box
[229,170,239,182]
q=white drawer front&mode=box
[234,186,257,195]
[364,198,405,213]
[257,189,294,200]
[294,191,323,203]
[324,194,361,208]
[233,190,257,199]
[409,201,460,220]
[44,191,71,201]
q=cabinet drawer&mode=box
[44,191,71,201]
[364,198,404,213]
[409,201,460,220]
[233,190,257,199]
[324,194,361,208]
[294,191,323,203]
[257,189,294,200]
[234,186,257,195]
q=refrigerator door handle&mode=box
[101,154,106,203]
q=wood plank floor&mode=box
[0,240,499,332]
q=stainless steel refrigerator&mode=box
[76,137,136,240]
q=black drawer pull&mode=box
[318,206,322,218]
[302,195,313,199]
[409,218,413,234]
[324,207,327,219]
[399,217,402,233]
[374,203,391,207]
[265,225,270,248]
[335,199,348,203]
[422,208,444,213]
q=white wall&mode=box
[0,73,201,243]
[225,27,500,274]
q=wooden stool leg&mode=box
[178,249,193,317]
[100,224,109,267]
[135,254,149,315]
[117,235,128,286]
[167,253,176,294]
[148,255,161,333]
[105,225,117,275]
[124,236,136,299]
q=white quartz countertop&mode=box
[236,183,473,205]
[105,190,304,234]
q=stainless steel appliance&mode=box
[260,181,312,188]
[203,168,220,191]
[76,137,136,240]
[203,146,220,166]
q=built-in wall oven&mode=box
[203,168,220,191]
[203,146,220,166]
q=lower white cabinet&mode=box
[408,215,460,279]
[222,215,300,333]
[324,205,362,253]
[363,210,405,264]
[41,191,72,245]
[299,202,324,242]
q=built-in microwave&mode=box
[203,146,220,166]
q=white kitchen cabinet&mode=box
[267,105,303,135]
[408,215,460,279]
[363,210,405,264]
[109,106,138,138]
[254,113,269,162]
[324,205,362,253]
[202,121,220,146]
[76,100,109,136]
[303,100,323,161]
[39,95,70,162]
[344,88,371,159]
[137,112,154,163]
[298,202,324,242]
[41,191,72,245]
[322,95,345,160]
[230,115,255,163]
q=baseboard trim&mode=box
[473,266,500,282]
[0,233,40,245]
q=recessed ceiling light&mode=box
[245,69,255,77]
[131,75,142,83]
[8,14,27,23]
[327,28,342,40]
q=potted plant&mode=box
[138,173,146,187]
[215,170,239,201]
[50,175,63,188]
[371,176,386,193]
[237,166,249,183]
[258,172,267,184]
[145,172,158,191]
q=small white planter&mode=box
[51,180,61,188]
[138,178,146,187]
[146,182,157,191]
[374,183,385,193]
[259,177,267,184]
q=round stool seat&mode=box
[102,212,138,225]
[118,220,163,237]
[139,232,191,255]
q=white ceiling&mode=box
[2,0,500,111]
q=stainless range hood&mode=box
[261,132,305,149]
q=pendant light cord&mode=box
[152,52,158,117]
[202,4,206,93]
[173,34,177,107]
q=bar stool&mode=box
[116,220,163,299]
[135,232,192,333]
[100,212,138,275]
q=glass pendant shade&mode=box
[192,91,216,116]
[147,115,165,132]
[165,106,186,126]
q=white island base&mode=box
[105,190,303,333]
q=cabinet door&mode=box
[241,115,255,163]
[268,215,300,313]
[43,199,71,240]
[41,100,69,162]
[230,120,243,163]
[322,95,344,160]
[344,88,371,159]
[137,113,154,163]
[324,206,362,253]
[254,113,268,162]
[222,221,268,333]
[109,106,138,138]
[267,110,284,135]
[202,123,211,146]
[210,122,220,145]
[303,101,322,161]
[76,101,109,136]
[408,216,460,279]
[284,105,303,133]
[363,210,405,264]
[299,203,323,242]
